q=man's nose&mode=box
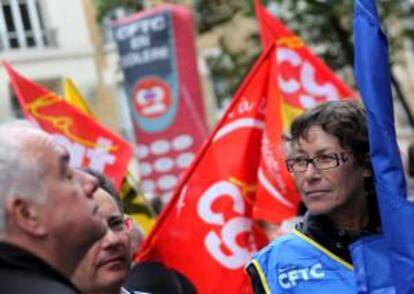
[101,229,124,249]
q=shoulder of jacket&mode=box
[251,233,303,266]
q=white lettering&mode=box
[52,134,85,167]
[238,97,254,114]
[310,263,325,279]
[288,270,299,287]
[299,268,309,280]
[278,273,291,289]
[130,35,151,50]
[204,217,253,269]
[276,47,339,106]
[197,181,245,225]
[197,181,255,269]
[278,263,325,289]
[120,46,169,69]
[86,138,116,171]
[300,62,338,100]
[277,48,301,94]
[115,15,166,41]
[51,135,115,172]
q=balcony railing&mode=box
[0,28,57,52]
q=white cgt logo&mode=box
[277,47,339,108]
[135,86,167,115]
[197,181,256,269]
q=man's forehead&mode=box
[20,131,72,168]
[54,144,70,159]
[16,129,53,153]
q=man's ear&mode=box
[5,197,47,237]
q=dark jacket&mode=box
[124,261,196,294]
[0,242,80,294]
[295,211,381,264]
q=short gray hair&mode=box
[0,120,47,231]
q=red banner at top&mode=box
[4,62,133,190]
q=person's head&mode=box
[72,170,131,294]
[0,120,106,276]
[284,100,372,217]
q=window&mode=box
[0,0,56,51]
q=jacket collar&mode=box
[0,242,80,293]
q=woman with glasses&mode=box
[247,100,382,293]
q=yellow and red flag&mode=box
[137,44,297,292]
[4,62,133,190]
[63,78,95,117]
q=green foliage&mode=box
[194,0,254,33]
[205,34,261,107]
[194,1,260,105]
[94,0,144,22]
[199,0,414,107]
[276,0,414,70]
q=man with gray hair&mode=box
[0,120,106,293]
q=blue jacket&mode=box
[247,230,356,293]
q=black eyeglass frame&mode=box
[285,152,352,173]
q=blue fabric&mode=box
[350,235,395,293]
[354,0,414,293]
[250,232,356,293]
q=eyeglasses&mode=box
[107,215,125,232]
[286,152,351,173]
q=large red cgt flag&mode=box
[3,62,133,190]
[253,0,355,222]
[137,44,298,292]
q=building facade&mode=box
[0,0,107,124]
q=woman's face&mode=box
[289,126,370,216]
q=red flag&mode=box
[3,62,133,190]
[136,46,289,293]
[252,0,355,222]
[254,45,301,223]
[254,0,354,119]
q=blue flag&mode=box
[354,0,414,292]
[350,235,394,293]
